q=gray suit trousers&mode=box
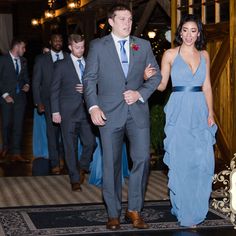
[99,111,150,218]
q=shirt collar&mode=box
[111,32,129,44]
[9,51,19,60]
[70,53,84,63]
[50,50,63,56]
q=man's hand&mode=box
[52,113,62,124]
[90,107,106,126]
[37,104,45,113]
[4,95,14,103]
[123,90,141,105]
[75,84,83,94]
[22,84,30,92]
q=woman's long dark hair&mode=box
[175,14,206,50]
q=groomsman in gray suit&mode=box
[32,34,66,174]
[51,34,96,191]
[0,38,30,162]
[83,3,161,230]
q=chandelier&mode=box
[67,0,81,9]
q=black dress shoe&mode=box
[106,218,120,230]
[71,182,82,191]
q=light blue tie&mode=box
[118,40,129,77]
[14,58,20,94]
[77,59,84,83]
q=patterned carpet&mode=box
[0,201,232,236]
[0,170,169,207]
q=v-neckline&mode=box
[178,51,202,76]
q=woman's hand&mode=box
[144,64,157,80]
[208,115,215,127]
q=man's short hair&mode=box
[10,38,26,49]
[68,34,84,45]
[50,33,63,41]
[107,3,132,19]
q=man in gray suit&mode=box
[32,34,66,174]
[0,38,30,162]
[83,3,161,230]
[51,34,96,191]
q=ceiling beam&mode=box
[134,0,157,36]
[156,0,170,17]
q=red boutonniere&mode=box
[131,43,140,51]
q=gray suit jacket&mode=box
[32,51,68,105]
[50,55,86,122]
[83,34,161,128]
[0,53,29,98]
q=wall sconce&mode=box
[99,23,105,29]
[44,9,55,19]
[67,0,81,9]
[148,31,156,39]
[31,18,41,26]
[165,30,171,43]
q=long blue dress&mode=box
[32,109,129,185]
[33,109,48,158]
[163,52,217,227]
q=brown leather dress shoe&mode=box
[10,154,30,163]
[125,210,149,229]
[71,182,82,192]
[79,169,88,185]
[51,166,61,175]
[0,149,8,158]
[106,218,120,230]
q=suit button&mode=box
[125,82,128,85]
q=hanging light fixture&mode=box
[44,9,55,18]
[44,0,55,19]
[148,31,156,39]
[67,0,81,9]
[31,18,41,26]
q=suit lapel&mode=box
[128,36,135,78]
[19,57,25,77]
[68,57,81,83]
[7,53,17,76]
[45,52,54,76]
[105,35,126,79]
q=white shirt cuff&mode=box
[139,97,144,103]
[2,93,9,98]
[89,105,99,113]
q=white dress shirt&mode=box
[51,50,64,62]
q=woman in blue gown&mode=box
[146,14,217,227]
[32,109,129,185]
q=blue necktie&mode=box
[14,58,20,94]
[55,54,60,61]
[77,59,84,83]
[14,58,19,75]
[118,40,129,77]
